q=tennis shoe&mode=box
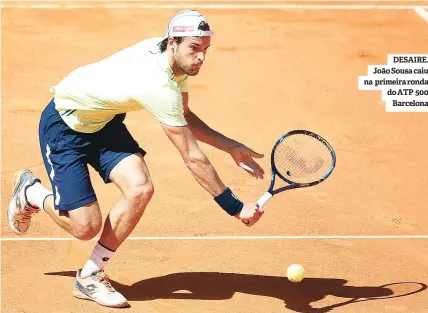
[7,169,41,235]
[73,269,129,308]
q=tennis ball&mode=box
[286,264,305,283]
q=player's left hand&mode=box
[229,143,265,179]
[235,202,264,226]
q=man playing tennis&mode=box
[7,10,264,308]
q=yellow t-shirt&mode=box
[50,37,188,133]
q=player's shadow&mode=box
[45,271,426,312]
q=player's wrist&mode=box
[214,187,243,216]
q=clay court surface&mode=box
[2,1,428,312]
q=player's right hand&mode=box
[235,203,263,227]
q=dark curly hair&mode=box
[158,21,211,53]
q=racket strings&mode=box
[274,134,333,183]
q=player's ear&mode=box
[168,37,176,52]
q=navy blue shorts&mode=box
[39,99,146,211]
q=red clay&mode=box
[2,7,428,313]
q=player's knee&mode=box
[74,219,102,241]
[126,182,155,208]
[63,201,102,241]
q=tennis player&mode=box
[7,10,264,308]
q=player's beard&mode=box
[174,51,200,76]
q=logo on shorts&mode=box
[102,257,110,262]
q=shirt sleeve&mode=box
[134,84,188,127]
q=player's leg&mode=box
[43,196,102,240]
[97,115,153,252]
[74,152,152,308]
[8,100,128,308]
[79,114,153,278]
[100,152,153,249]
[8,168,101,240]
[73,114,151,308]
[36,100,128,307]
[8,99,102,239]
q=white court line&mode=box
[1,3,427,7]
[0,8,3,309]
[414,7,428,20]
[1,235,428,241]
[3,0,428,2]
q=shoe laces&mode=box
[95,271,115,292]
[20,209,34,222]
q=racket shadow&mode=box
[45,271,427,312]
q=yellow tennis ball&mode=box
[287,264,305,283]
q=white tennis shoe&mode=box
[73,269,129,308]
[7,169,41,235]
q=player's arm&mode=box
[161,123,224,196]
[134,85,262,225]
[161,123,262,225]
[182,92,238,153]
[182,92,265,179]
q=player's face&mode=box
[173,36,211,76]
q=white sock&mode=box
[26,182,53,211]
[81,242,115,277]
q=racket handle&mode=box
[256,192,273,212]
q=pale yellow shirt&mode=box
[50,37,188,133]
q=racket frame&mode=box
[257,130,336,211]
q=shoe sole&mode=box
[73,288,129,308]
[7,169,32,235]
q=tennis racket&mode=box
[255,130,336,212]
